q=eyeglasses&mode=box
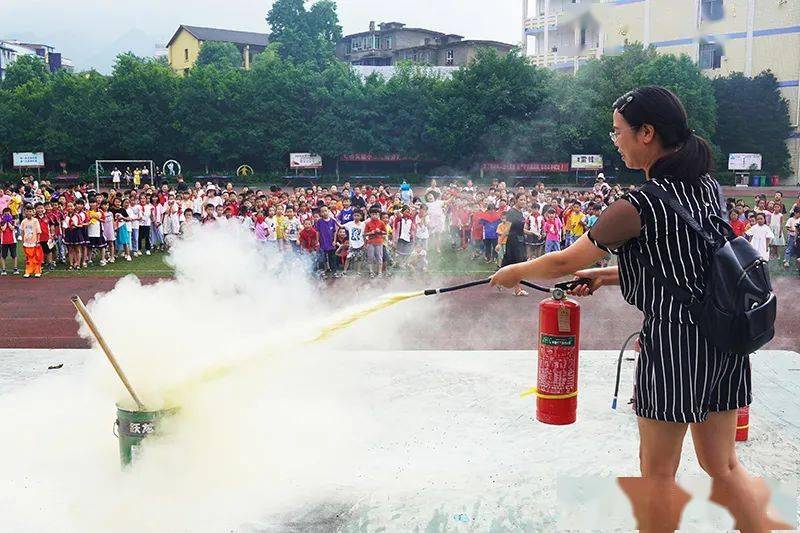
[608,126,638,143]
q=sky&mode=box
[0,0,523,73]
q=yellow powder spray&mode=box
[161,290,426,404]
[309,291,424,344]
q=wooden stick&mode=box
[71,295,146,410]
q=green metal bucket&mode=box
[115,404,179,467]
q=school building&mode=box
[166,25,269,76]
[336,21,514,67]
[521,0,800,179]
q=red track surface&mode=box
[1,275,797,351]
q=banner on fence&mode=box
[728,153,762,171]
[290,153,323,169]
[481,162,569,173]
[13,152,45,168]
[570,154,603,170]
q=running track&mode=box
[1,276,797,351]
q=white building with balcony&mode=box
[0,40,73,80]
[522,0,604,72]
[521,0,800,179]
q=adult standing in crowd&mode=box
[499,194,529,296]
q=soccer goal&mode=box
[94,160,155,190]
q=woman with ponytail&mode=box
[492,86,786,530]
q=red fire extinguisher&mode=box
[535,289,581,425]
[736,406,750,441]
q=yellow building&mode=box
[167,25,269,76]
[522,0,800,180]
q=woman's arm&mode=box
[490,233,607,288]
[567,266,620,296]
[491,198,642,291]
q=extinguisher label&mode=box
[557,307,571,333]
[540,335,575,347]
[538,337,579,394]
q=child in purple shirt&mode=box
[315,206,339,274]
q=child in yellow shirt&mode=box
[496,215,511,267]
[564,201,586,247]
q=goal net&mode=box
[94,160,155,190]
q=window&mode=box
[580,27,587,47]
[424,38,430,45]
[701,0,724,21]
[184,48,189,62]
[446,49,454,66]
[385,36,393,50]
[699,42,722,69]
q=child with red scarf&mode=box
[34,203,53,270]
[469,203,487,260]
[392,205,417,267]
[299,218,319,254]
[479,205,502,263]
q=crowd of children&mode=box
[1,175,799,279]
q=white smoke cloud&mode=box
[0,222,440,532]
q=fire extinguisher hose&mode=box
[423,278,592,296]
[612,331,641,410]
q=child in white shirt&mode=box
[746,213,774,261]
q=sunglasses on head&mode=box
[614,92,635,113]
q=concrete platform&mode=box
[0,348,797,532]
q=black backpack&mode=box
[635,182,776,355]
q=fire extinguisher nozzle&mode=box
[611,397,618,410]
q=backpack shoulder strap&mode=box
[632,181,710,305]
[714,180,728,218]
[641,181,716,245]
[630,245,695,304]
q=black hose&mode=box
[424,279,491,296]
[612,331,641,410]
[423,278,554,296]
[424,278,591,296]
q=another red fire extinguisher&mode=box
[535,289,581,425]
[736,406,750,441]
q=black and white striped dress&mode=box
[589,175,751,423]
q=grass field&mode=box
[4,241,502,278]
[5,239,798,279]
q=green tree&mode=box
[105,53,180,162]
[174,64,245,171]
[1,54,49,90]
[266,0,342,67]
[236,50,316,170]
[632,54,717,142]
[426,48,550,167]
[575,44,717,169]
[493,72,599,162]
[42,70,113,167]
[196,41,243,70]
[713,71,792,176]
[359,63,445,160]
[0,78,51,164]
[305,61,366,166]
